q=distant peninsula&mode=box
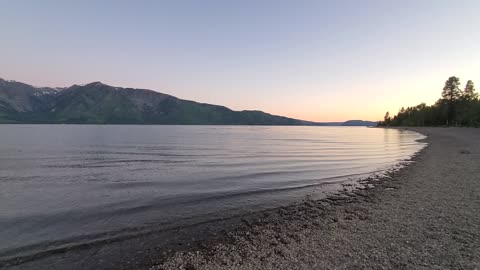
[0,78,377,126]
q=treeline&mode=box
[379,76,480,127]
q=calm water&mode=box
[0,125,426,260]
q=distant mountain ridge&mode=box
[0,78,377,126]
[341,120,378,126]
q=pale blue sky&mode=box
[1,0,479,121]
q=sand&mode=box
[151,127,480,270]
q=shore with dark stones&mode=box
[151,127,480,270]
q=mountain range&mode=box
[0,78,377,126]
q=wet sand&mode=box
[152,127,480,270]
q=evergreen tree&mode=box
[384,111,390,124]
[442,76,462,101]
[441,76,461,125]
[464,80,478,100]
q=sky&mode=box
[1,0,479,122]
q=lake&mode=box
[0,125,426,262]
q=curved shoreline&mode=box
[152,127,480,270]
[0,160,422,270]
[0,162,421,269]
[5,127,479,269]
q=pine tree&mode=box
[464,80,478,100]
[441,76,461,125]
[442,76,461,101]
[384,111,390,125]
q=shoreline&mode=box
[148,147,426,269]
[4,127,479,269]
[152,127,480,270]
[1,149,421,270]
